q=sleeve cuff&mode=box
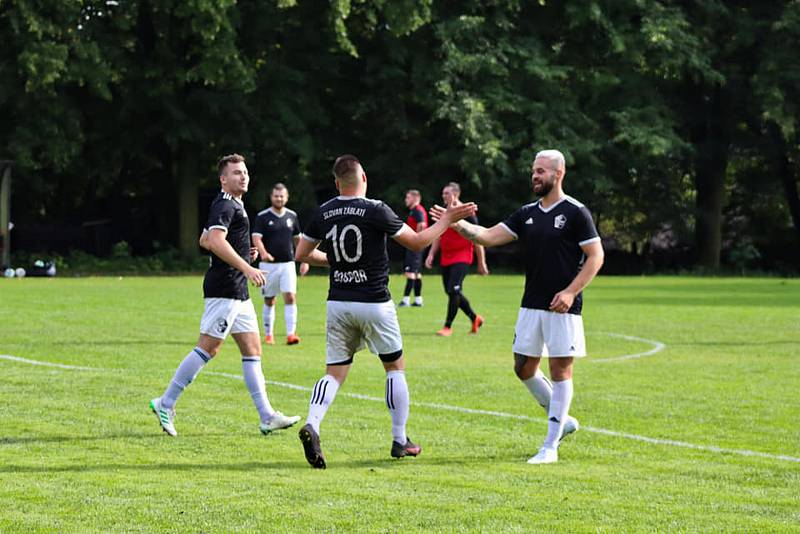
[301,233,321,243]
[579,236,601,246]
[498,222,518,239]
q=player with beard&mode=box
[432,149,604,464]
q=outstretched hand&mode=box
[437,202,477,224]
[429,204,446,223]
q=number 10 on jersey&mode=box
[326,224,363,263]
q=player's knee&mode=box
[264,297,276,306]
[379,350,403,364]
[283,293,296,304]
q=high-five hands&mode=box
[431,202,477,224]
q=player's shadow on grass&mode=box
[0,461,301,474]
[0,456,494,474]
[0,431,230,446]
[49,340,193,347]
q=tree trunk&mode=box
[768,124,800,246]
[174,149,199,259]
[692,88,729,270]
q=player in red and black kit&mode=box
[425,182,489,336]
[398,189,428,307]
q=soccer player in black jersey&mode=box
[149,154,299,437]
[293,154,477,468]
[435,149,604,465]
[251,183,309,346]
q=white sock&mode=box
[242,357,275,423]
[386,370,409,444]
[521,369,552,413]
[263,304,275,336]
[162,347,210,409]
[543,379,573,449]
[401,296,410,305]
[414,296,423,305]
[284,303,297,335]
[306,375,340,433]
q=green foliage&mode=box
[1,0,799,271]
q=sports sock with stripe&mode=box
[162,347,210,409]
[306,375,340,433]
[385,370,409,444]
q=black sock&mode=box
[414,279,422,297]
[459,294,477,321]
[446,293,460,327]
[403,279,414,297]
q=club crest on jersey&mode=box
[554,214,567,229]
[287,219,293,227]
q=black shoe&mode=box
[411,302,423,307]
[299,424,326,469]
[391,438,421,458]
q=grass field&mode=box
[1,274,798,532]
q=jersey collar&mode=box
[537,196,566,213]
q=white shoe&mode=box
[560,416,579,441]
[259,411,301,434]
[150,397,177,437]
[527,447,558,464]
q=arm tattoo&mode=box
[456,223,481,242]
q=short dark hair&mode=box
[332,154,361,181]
[272,182,288,193]
[218,153,246,174]
[406,189,421,197]
[445,182,461,194]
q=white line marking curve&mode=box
[590,332,666,363]
[2,355,797,464]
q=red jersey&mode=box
[406,204,428,232]
[439,215,477,266]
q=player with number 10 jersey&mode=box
[304,196,400,303]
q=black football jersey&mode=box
[251,208,300,262]
[302,196,405,303]
[501,196,600,315]
[202,191,251,300]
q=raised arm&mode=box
[429,204,516,248]
[452,219,516,248]
[393,202,477,252]
[204,228,266,286]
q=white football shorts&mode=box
[325,300,403,365]
[259,261,297,298]
[200,298,260,339]
[512,308,586,358]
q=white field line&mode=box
[205,372,800,464]
[590,332,666,363]
[0,354,101,371]
[2,355,799,464]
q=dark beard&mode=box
[534,181,553,197]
